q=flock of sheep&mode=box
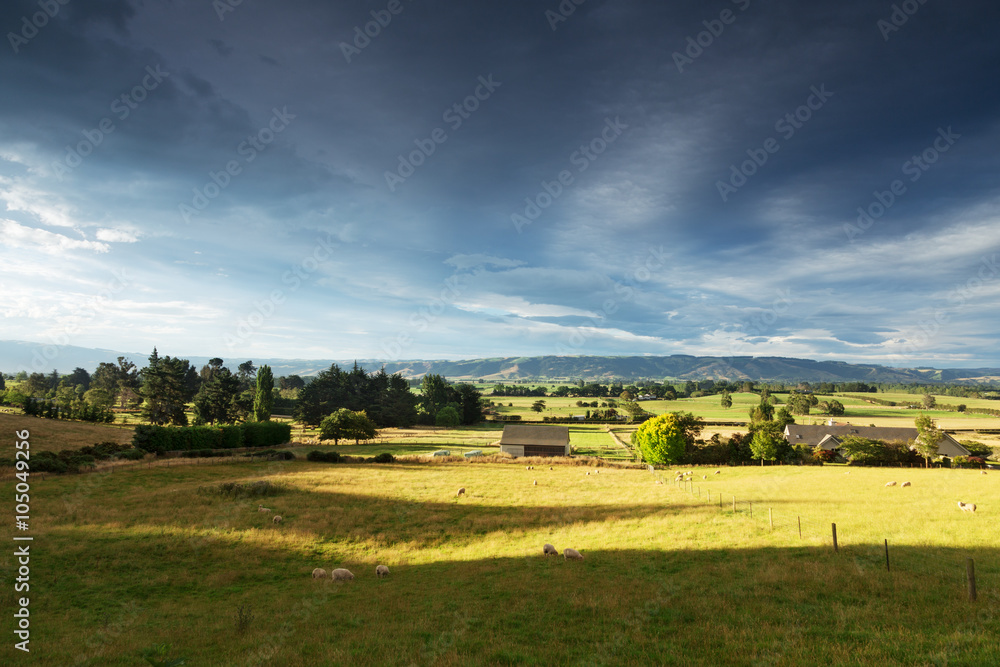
[311,565,390,581]
[254,461,985,583]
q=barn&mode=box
[499,424,571,458]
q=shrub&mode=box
[245,449,295,461]
[30,452,69,473]
[814,449,838,463]
[118,448,147,461]
[372,452,395,463]
[200,480,287,499]
[306,450,342,463]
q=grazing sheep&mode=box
[273,515,283,524]
[543,543,558,556]
[982,471,988,475]
[563,548,584,561]
[331,568,355,581]
[376,564,390,578]
[655,480,664,485]
[885,481,897,487]
[258,505,272,513]
[844,471,850,475]
[456,487,465,498]
[526,466,530,470]
[958,501,977,513]
[549,466,553,470]
[586,472,590,476]
[702,475,707,480]
[714,470,721,475]
[533,480,537,485]
[312,568,327,579]
[901,481,911,488]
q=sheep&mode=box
[376,564,390,578]
[714,470,721,475]
[654,480,664,485]
[258,505,272,513]
[312,568,327,579]
[456,487,465,498]
[885,481,897,487]
[563,548,584,561]
[273,515,283,524]
[982,471,988,475]
[586,472,590,476]
[543,543,558,556]
[702,475,707,480]
[549,466,553,470]
[900,481,911,488]
[533,480,537,486]
[331,568,355,581]
[958,501,977,513]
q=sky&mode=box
[2,0,999,371]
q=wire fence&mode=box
[653,466,995,603]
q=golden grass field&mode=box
[2,448,998,665]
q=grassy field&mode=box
[3,450,998,665]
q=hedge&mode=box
[133,422,292,454]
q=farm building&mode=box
[499,424,571,458]
[783,424,971,458]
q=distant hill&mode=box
[3,341,999,384]
[376,355,1000,384]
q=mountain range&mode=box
[3,341,1000,384]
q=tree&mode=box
[192,367,241,425]
[913,413,943,468]
[139,348,192,426]
[750,421,784,463]
[252,365,274,422]
[774,407,795,428]
[454,383,483,425]
[531,400,546,413]
[720,392,732,409]
[66,367,91,390]
[420,374,451,419]
[787,394,811,415]
[631,412,704,465]
[319,408,377,445]
[435,405,461,427]
[922,394,936,409]
[279,375,305,392]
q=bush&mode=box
[119,448,147,461]
[200,480,287,499]
[30,452,69,473]
[306,450,342,463]
[245,449,295,461]
[814,449,838,463]
[372,452,395,463]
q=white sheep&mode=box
[331,568,355,581]
[586,472,590,476]
[982,471,988,475]
[958,501,977,513]
[885,481,897,487]
[596,469,600,474]
[714,470,721,475]
[549,467,553,470]
[312,568,327,579]
[533,480,537,485]
[654,480,663,485]
[563,548,584,561]
[258,505,272,513]
[456,487,465,498]
[702,475,707,480]
[543,543,558,556]
[273,515,283,524]
[900,481,911,488]
[376,564,390,578]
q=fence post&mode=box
[733,496,736,512]
[749,501,753,519]
[967,558,977,602]
[798,516,801,539]
[832,523,838,552]
[769,508,773,530]
[884,539,890,572]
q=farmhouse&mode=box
[499,424,571,458]
[783,424,971,458]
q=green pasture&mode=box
[5,459,997,665]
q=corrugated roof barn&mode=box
[499,424,570,458]
[783,424,970,458]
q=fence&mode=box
[652,466,994,603]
